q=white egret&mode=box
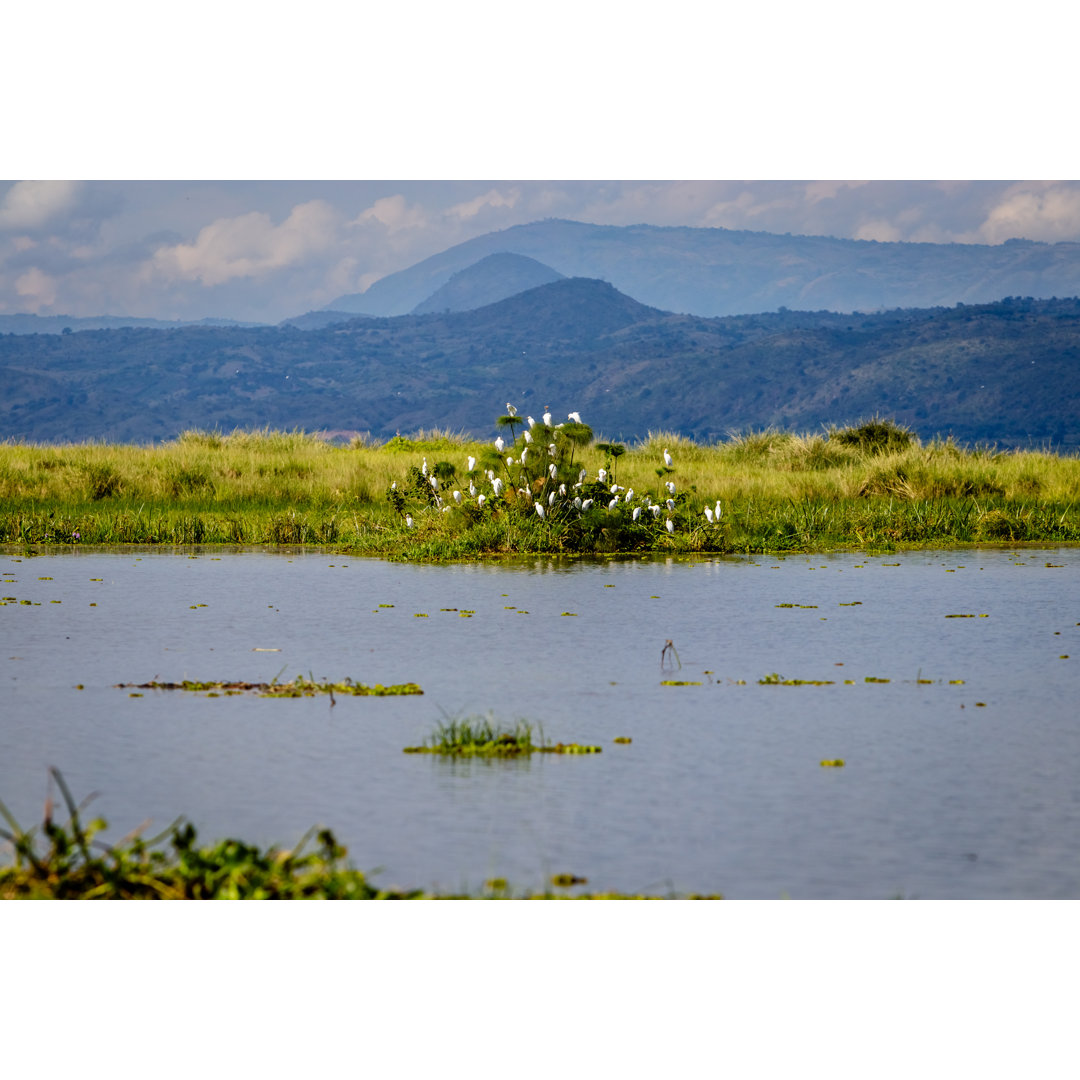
[520,447,528,463]
[666,498,675,511]
[665,519,674,533]
[610,483,621,493]
[527,416,536,428]
[574,496,582,509]
[548,463,557,478]
[632,506,642,521]
[543,408,553,426]
[666,481,676,495]
[663,448,673,468]
[494,436,505,452]
[579,469,587,483]
[704,507,714,523]
[598,468,607,483]
[534,502,545,519]
[715,501,722,520]
[558,483,567,495]
[582,499,594,511]
[549,491,557,506]
[506,456,515,466]
[650,505,661,517]
[467,456,476,471]
[506,403,517,416]
[390,481,397,490]
[624,488,634,501]
[523,431,533,444]
[608,497,619,509]
[469,481,477,497]
[548,443,557,456]
[405,514,415,528]
[492,478,503,495]
[453,490,462,505]
[430,475,439,491]
[422,457,428,476]
[477,494,486,508]
[568,411,582,423]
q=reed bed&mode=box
[2,424,1079,554]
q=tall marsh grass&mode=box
[2,423,1079,553]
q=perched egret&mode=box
[520,447,528,463]
[666,481,676,495]
[422,457,428,476]
[467,456,476,471]
[650,505,661,518]
[715,501,722,520]
[559,483,567,496]
[574,496,582,509]
[506,403,517,416]
[663,448,673,468]
[469,481,477,497]
[494,436,505,452]
[549,491,557,506]
[523,431,533,444]
[568,411,582,423]
[624,488,634,501]
[506,456,515,466]
[534,502,545,519]
[598,468,607,483]
[486,469,495,481]
[610,483,621,494]
[632,506,642,521]
[430,475,439,491]
[527,416,536,428]
[477,494,486,508]
[579,469,587,483]
[608,497,619,509]
[548,463,557,478]
[665,519,674,534]
[543,408,553,426]
[704,507,714,523]
[405,514,415,528]
[453,490,462,505]
[666,498,675,511]
[492,478,503,495]
[582,499,594,511]
[391,481,397,490]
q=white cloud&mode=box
[446,187,520,221]
[351,194,427,232]
[976,183,1080,244]
[14,267,57,311]
[150,200,339,286]
[0,181,84,231]
[853,219,903,243]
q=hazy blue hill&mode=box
[327,219,1080,318]
[278,310,364,330]
[0,313,264,334]
[2,279,1079,448]
[411,252,565,314]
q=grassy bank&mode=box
[2,423,1079,554]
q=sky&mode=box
[5,179,1080,323]
[4,5,1078,324]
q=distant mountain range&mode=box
[3,276,1079,449]
[0,313,263,335]
[327,219,1080,319]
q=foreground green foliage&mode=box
[1,770,705,899]
[3,419,1079,555]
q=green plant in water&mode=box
[403,714,601,756]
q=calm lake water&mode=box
[2,545,1079,898]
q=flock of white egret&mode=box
[395,403,722,535]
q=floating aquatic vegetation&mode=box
[758,673,835,686]
[402,715,601,757]
[775,603,818,608]
[864,676,890,683]
[613,737,632,744]
[660,680,701,686]
[551,874,588,887]
[820,759,846,767]
[115,677,423,698]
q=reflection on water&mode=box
[2,545,1079,898]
